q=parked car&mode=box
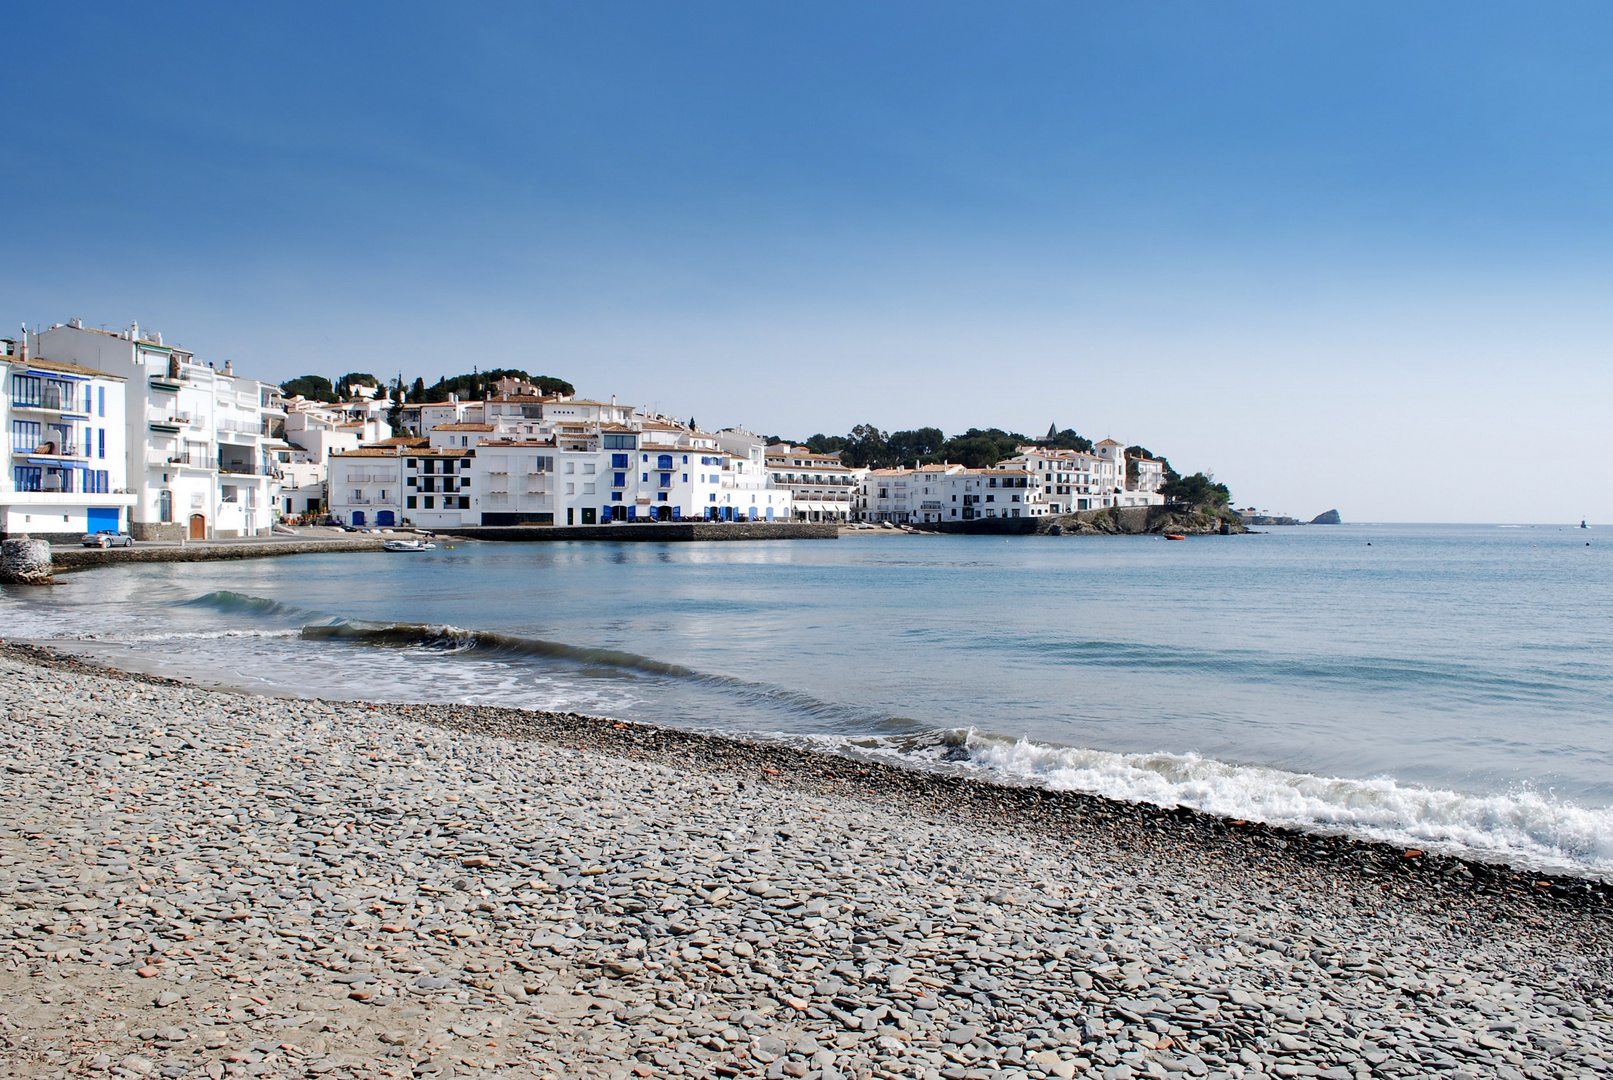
[81,532,133,548]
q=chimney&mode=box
[223,360,233,375]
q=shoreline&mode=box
[2,641,1610,1080]
[20,639,1611,890]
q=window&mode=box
[13,466,41,492]
[582,482,596,494]
[583,463,595,475]
[682,455,689,464]
[611,491,623,502]
[565,482,575,494]
[407,477,417,488]
[682,473,688,482]
[11,375,41,406]
[657,455,673,470]
[424,459,435,474]
[611,453,629,469]
[11,420,40,451]
[407,459,417,468]
[97,386,105,417]
[407,496,418,509]
[98,429,105,458]
[641,472,648,482]
[564,460,575,474]
[424,496,435,509]
[657,492,668,502]
[613,472,626,487]
[603,434,636,450]
[458,497,470,509]
[158,490,172,522]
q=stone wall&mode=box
[52,538,390,571]
[436,521,839,543]
[130,522,184,542]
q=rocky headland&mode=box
[0,643,1608,1080]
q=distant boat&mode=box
[1164,533,1187,541]
[1582,520,1590,529]
[384,538,436,552]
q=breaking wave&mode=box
[799,728,1613,875]
[297,618,888,727]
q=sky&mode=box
[3,3,1612,522]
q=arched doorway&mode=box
[188,514,206,540]
[157,490,172,523]
[352,511,366,526]
[377,510,395,526]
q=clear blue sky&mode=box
[4,3,1611,521]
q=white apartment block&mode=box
[327,447,404,528]
[32,322,282,540]
[2,344,137,542]
[765,445,863,522]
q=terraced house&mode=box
[1,341,135,542]
[31,321,283,539]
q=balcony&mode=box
[18,443,84,460]
[148,375,185,392]
[219,462,266,476]
[12,388,77,413]
[148,451,204,468]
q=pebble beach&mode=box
[1,643,1609,1080]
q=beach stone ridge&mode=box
[0,642,1608,1080]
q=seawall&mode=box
[435,521,839,542]
[51,537,390,570]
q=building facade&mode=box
[32,322,282,539]
[1,346,137,541]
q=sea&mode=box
[4,523,1610,876]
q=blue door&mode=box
[87,507,118,534]
[352,511,366,526]
[765,507,773,521]
[377,510,395,526]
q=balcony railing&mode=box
[21,444,82,458]
[219,462,266,476]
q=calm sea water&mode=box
[5,524,1611,874]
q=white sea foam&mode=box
[792,729,1613,876]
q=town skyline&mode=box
[7,5,1613,523]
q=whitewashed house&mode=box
[1,344,136,541]
[33,321,281,539]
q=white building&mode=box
[765,445,863,522]
[267,439,325,519]
[32,321,282,539]
[2,345,137,542]
[327,446,406,528]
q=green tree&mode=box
[406,377,427,403]
[887,427,946,465]
[1126,445,1180,486]
[1161,472,1231,507]
[840,424,890,468]
[336,372,379,399]
[804,433,848,455]
[1047,428,1093,452]
[280,375,338,403]
[422,369,574,401]
[940,428,1027,468]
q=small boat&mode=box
[1163,533,1187,541]
[384,538,436,552]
